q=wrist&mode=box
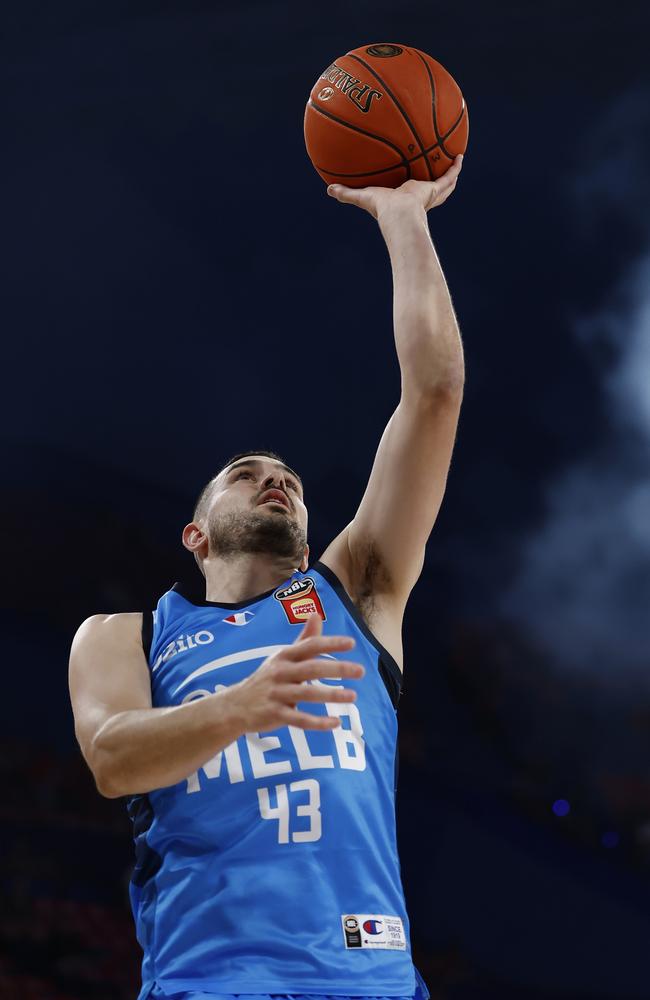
[217,683,249,738]
[377,198,428,238]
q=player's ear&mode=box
[182,522,209,561]
[300,545,310,572]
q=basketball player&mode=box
[69,155,464,1000]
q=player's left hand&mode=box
[327,154,463,220]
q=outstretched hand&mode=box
[327,154,463,220]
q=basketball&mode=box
[304,42,468,189]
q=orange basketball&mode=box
[304,42,468,188]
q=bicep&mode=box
[68,612,152,773]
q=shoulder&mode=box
[72,612,144,648]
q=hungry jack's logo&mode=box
[274,577,327,624]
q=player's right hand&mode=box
[227,613,364,732]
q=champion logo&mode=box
[222,611,255,626]
[362,919,383,935]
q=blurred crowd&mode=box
[0,737,139,998]
[444,618,650,869]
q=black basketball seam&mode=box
[442,104,466,149]
[307,94,462,181]
[443,105,466,141]
[307,116,462,181]
[307,99,411,180]
[307,99,407,163]
[315,142,440,179]
[346,52,434,181]
[316,161,414,179]
[413,49,465,161]
[414,140,439,158]
[312,122,462,179]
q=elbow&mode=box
[92,744,146,799]
[431,353,465,397]
[425,353,465,397]
[404,371,465,406]
[88,737,123,799]
[92,757,122,799]
[401,348,465,400]
[431,371,465,398]
[95,770,123,799]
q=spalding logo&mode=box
[317,86,334,101]
[317,62,383,114]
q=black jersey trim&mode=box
[311,560,403,710]
[170,577,279,609]
[126,792,162,886]
[141,610,154,664]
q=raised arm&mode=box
[320,159,465,607]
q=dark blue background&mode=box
[3,2,650,997]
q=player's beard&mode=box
[207,507,307,563]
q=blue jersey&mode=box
[127,561,430,1000]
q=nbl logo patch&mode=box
[274,577,326,624]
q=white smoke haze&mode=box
[499,89,650,687]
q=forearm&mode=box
[378,204,464,395]
[91,688,245,798]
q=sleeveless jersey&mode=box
[127,560,430,1000]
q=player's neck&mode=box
[202,552,302,604]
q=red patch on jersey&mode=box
[274,577,327,624]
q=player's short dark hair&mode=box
[193,449,293,521]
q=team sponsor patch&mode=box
[274,578,326,624]
[341,913,406,950]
